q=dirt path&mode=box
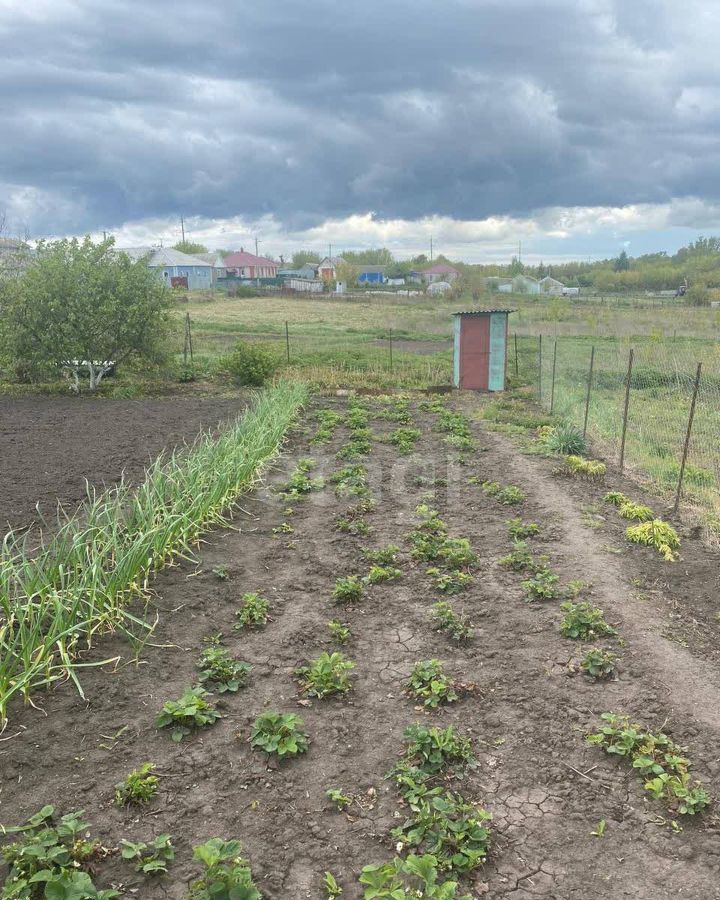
[1,395,719,899]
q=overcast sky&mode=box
[2,0,720,262]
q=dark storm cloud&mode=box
[1,0,719,234]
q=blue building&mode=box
[357,266,387,284]
[121,247,213,290]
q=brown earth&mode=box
[1,396,720,899]
[0,395,247,530]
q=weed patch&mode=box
[625,520,680,561]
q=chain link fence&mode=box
[513,334,720,522]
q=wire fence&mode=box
[181,316,454,390]
[513,334,720,522]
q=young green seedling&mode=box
[250,712,309,760]
[114,763,158,806]
[235,592,270,629]
[156,687,221,742]
[120,834,174,874]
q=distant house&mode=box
[357,265,386,284]
[224,248,279,279]
[538,275,565,295]
[427,280,452,295]
[422,264,460,283]
[120,246,213,290]
[317,256,346,280]
[278,267,324,293]
[386,273,406,286]
[198,252,227,284]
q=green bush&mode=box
[226,341,279,386]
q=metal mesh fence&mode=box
[518,334,720,521]
[184,320,454,390]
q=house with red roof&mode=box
[422,263,461,283]
[224,248,279,279]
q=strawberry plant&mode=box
[328,619,351,643]
[197,636,252,693]
[250,711,309,760]
[324,870,344,898]
[326,788,353,811]
[333,575,364,603]
[120,834,174,874]
[337,436,372,460]
[280,458,325,498]
[587,713,710,816]
[363,544,401,566]
[581,648,617,679]
[272,521,295,534]
[391,791,492,873]
[560,601,616,640]
[399,724,476,776]
[521,568,561,601]
[406,660,458,708]
[506,517,540,539]
[331,463,370,498]
[295,652,355,698]
[189,839,261,899]
[312,409,343,444]
[430,601,473,642]
[625,519,680,561]
[114,762,158,806]
[0,806,118,899]
[480,481,525,505]
[498,541,537,572]
[235,592,269,629]
[336,516,372,536]
[387,427,422,455]
[365,564,402,584]
[436,538,476,570]
[359,854,473,899]
[426,568,473,595]
[156,687,221,741]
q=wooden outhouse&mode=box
[452,309,513,391]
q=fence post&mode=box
[538,334,543,401]
[582,345,595,439]
[285,320,291,364]
[514,333,519,377]
[619,348,634,473]
[550,339,558,414]
[389,327,393,372]
[673,362,703,513]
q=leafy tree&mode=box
[173,240,207,255]
[509,255,525,275]
[613,250,630,272]
[291,250,321,267]
[1,236,173,391]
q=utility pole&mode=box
[430,235,433,262]
[255,236,260,257]
[181,215,185,244]
[518,240,522,263]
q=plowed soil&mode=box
[2,395,720,899]
[0,396,246,529]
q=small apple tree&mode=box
[1,236,173,391]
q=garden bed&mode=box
[1,394,719,898]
